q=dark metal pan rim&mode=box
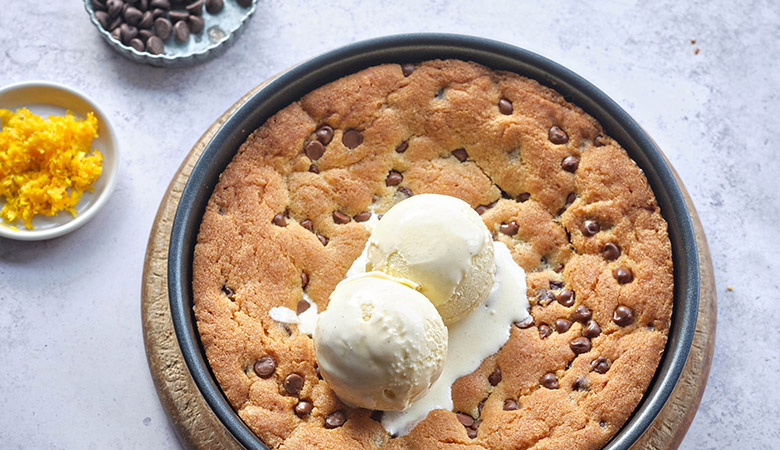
[168,33,699,450]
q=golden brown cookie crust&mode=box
[192,59,673,450]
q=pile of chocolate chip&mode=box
[91,0,252,55]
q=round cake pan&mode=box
[167,33,700,450]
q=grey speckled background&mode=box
[1,1,778,449]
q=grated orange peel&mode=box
[0,107,103,229]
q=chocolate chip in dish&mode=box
[192,59,673,450]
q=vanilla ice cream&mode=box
[313,271,448,411]
[366,194,495,324]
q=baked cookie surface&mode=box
[192,59,673,450]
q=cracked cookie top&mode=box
[192,59,673,450]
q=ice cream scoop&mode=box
[314,271,448,411]
[366,194,495,324]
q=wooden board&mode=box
[141,81,717,450]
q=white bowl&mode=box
[0,81,119,241]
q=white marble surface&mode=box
[1,1,778,448]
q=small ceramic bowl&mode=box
[0,81,119,241]
[168,34,700,449]
[83,0,257,67]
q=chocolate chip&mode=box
[549,280,564,290]
[124,6,143,25]
[499,221,519,236]
[254,356,276,378]
[401,63,415,77]
[572,378,588,391]
[304,140,325,160]
[315,365,322,379]
[456,413,475,428]
[93,0,108,12]
[475,200,498,215]
[467,429,477,439]
[515,316,534,329]
[186,0,204,15]
[173,19,190,41]
[517,192,531,202]
[316,233,328,246]
[108,15,123,31]
[272,213,287,227]
[592,356,610,374]
[603,242,621,260]
[308,164,319,174]
[570,337,592,354]
[146,35,164,54]
[573,305,592,322]
[581,220,600,236]
[221,285,234,298]
[386,171,403,186]
[561,155,580,173]
[398,186,413,197]
[614,267,634,284]
[583,320,602,338]
[370,410,383,422]
[295,400,313,417]
[120,23,138,44]
[129,37,145,52]
[301,219,313,232]
[549,126,569,144]
[300,272,309,289]
[478,400,485,414]
[554,263,565,273]
[503,399,519,410]
[556,289,575,307]
[395,141,408,153]
[539,324,552,339]
[107,0,123,17]
[541,373,559,389]
[353,211,371,222]
[452,148,468,162]
[332,211,350,224]
[613,305,635,326]
[498,98,513,115]
[488,367,502,386]
[342,129,363,149]
[537,290,556,306]
[95,10,111,29]
[594,135,606,147]
[284,373,305,395]
[555,318,572,333]
[599,420,607,428]
[296,300,310,315]
[565,192,577,205]
[150,0,170,8]
[205,0,223,13]
[154,17,172,39]
[138,11,153,28]
[324,410,346,429]
[169,10,189,21]
[151,7,167,18]
[189,15,204,33]
[315,125,334,145]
